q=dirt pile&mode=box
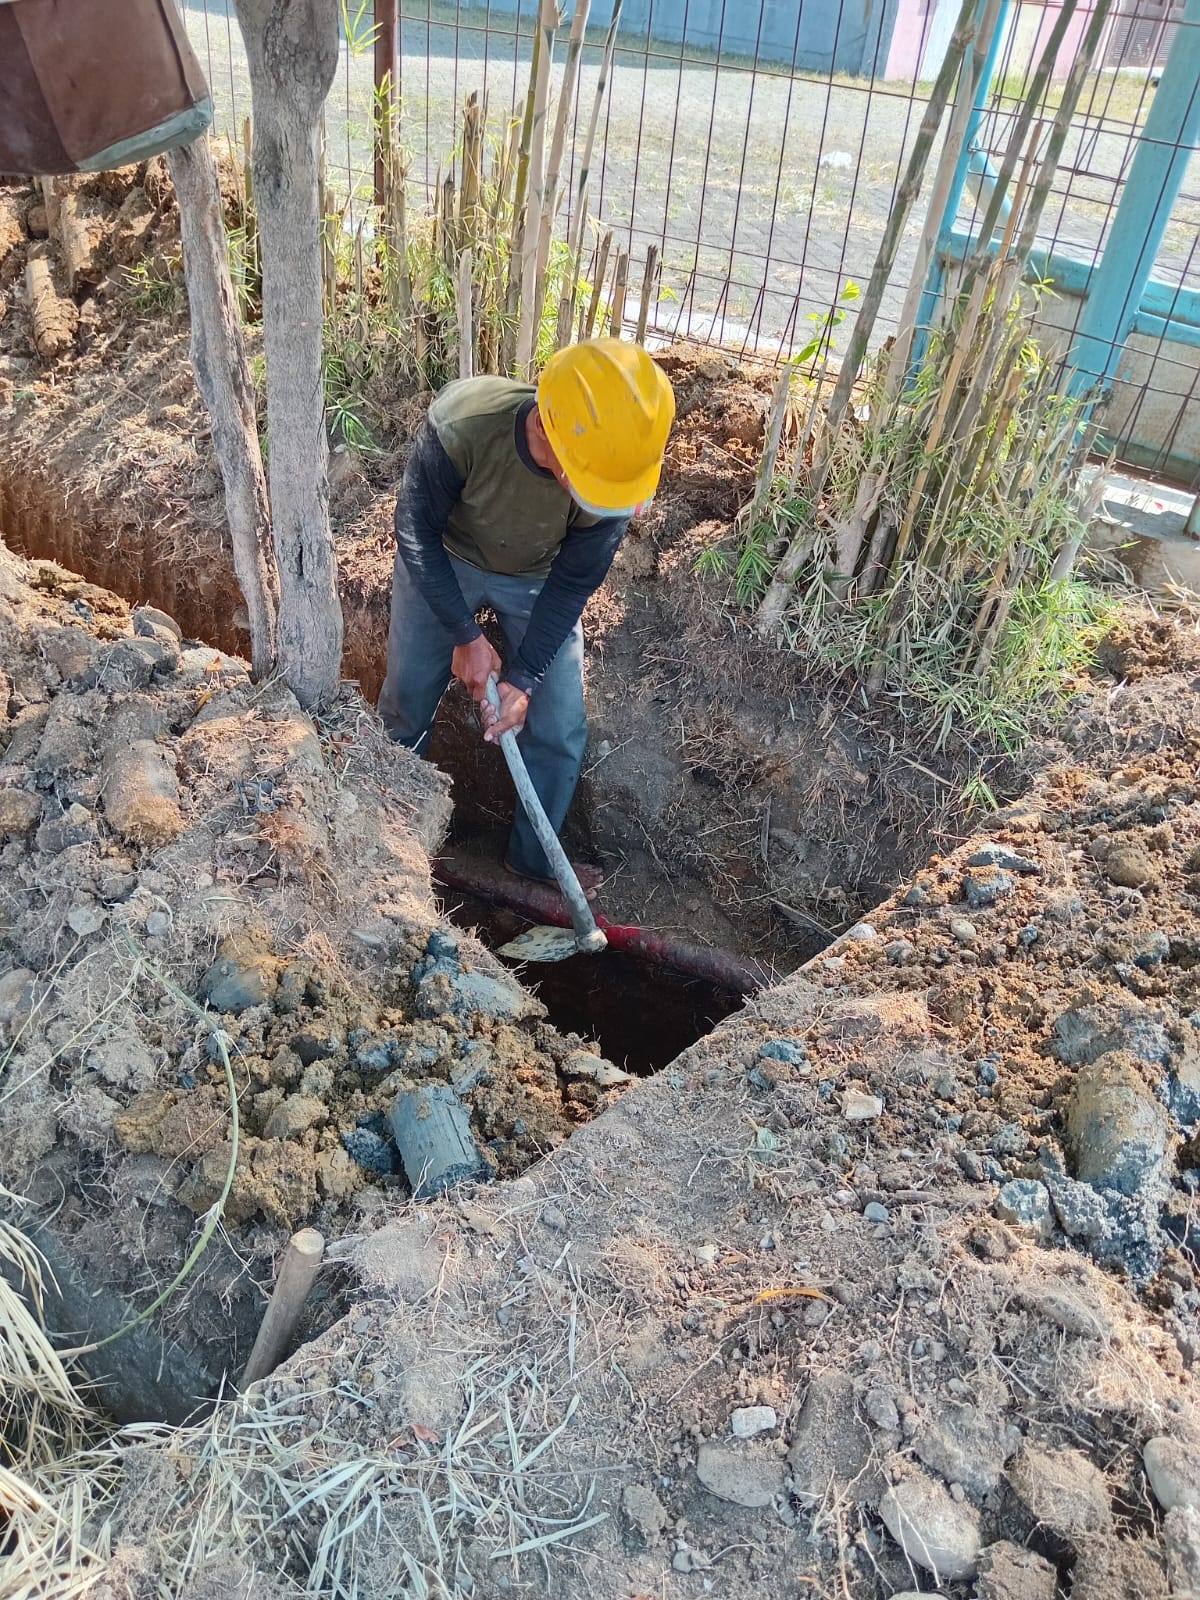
[56,609,1200,1599]
[0,541,630,1419]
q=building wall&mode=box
[483,0,902,75]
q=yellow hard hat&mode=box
[537,338,676,516]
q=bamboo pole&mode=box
[534,0,591,334]
[459,91,486,254]
[582,227,613,339]
[240,1228,324,1389]
[608,247,628,337]
[457,247,474,379]
[373,0,397,208]
[559,0,625,346]
[885,0,1004,408]
[514,0,558,376]
[635,243,660,344]
[746,366,793,526]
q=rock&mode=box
[0,788,41,840]
[1132,929,1169,969]
[863,1201,890,1224]
[340,1125,400,1177]
[695,1443,783,1508]
[621,1483,666,1549]
[0,968,36,1036]
[132,605,183,642]
[847,922,876,941]
[1164,1506,1200,1598]
[949,917,977,944]
[1046,1171,1114,1240]
[263,1094,327,1141]
[885,939,915,966]
[563,1050,631,1087]
[1167,1050,1200,1127]
[694,1242,719,1265]
[864,1388,900,1433]
[1065,1054,1168,1196]
[101,739,185,848]
[967,844,1039,875]
[388,1083,492,1198]
[878,1469,981,1582]
[913,1401,1014,1497]
[1008,1444,1111,1538]
[975,1539,1057,1600]
[416,965,537,1024]
[1143,1435,1200,1513]
[788,1372,873,1502]
[1103,843,1158,889]
[758,1038,807,1065]
[994,1179,1053,1241]
[66,902,107,937]
[25,201,48,238]
[1050,999,1170,1067]
[200,934,282,1015]
[145,911,171,938]
[842,1089,883,1121]
[731,1405,777,1439]
[963,868,1016,908]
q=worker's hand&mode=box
[451,637,502,705]
[483,681,530,742]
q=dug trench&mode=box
[6,176,1200,1595]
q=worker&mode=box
[379,338,675,893]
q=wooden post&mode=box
[240,1228,325,1389]
[374,0,398,208]
[457,248,474,379]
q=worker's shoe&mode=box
[504,858,603,902]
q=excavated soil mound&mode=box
[0,542,633,1420]
[68,612,1200,1599]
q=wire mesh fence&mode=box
[180,0,1199,482]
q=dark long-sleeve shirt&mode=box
[393,382,626,693]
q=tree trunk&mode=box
[168,135,278,681]
[234,0,343,709]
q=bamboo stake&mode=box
[457,247,474,379]
[240,1229,324,1389]
[608,247,628,338]
[442,172,457,270]
[806,0,980,481]
[514,0,557,376]
[746,366,793,526]
[582,227,613,339]
[635,243,660,344]
[459,91,486,254]
[386,146,411,322]
[534,0,591,333]
[560,0,625,345]
[885,0,1003,407]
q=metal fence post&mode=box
[1067,0,1200,393]
[910,0,1012,373]
[374,0,398,209]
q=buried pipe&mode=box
[433,856,771,996]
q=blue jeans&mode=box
[378,549,588,880]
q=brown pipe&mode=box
[434,857,771,995]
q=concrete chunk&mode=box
[388,1083,491,1198]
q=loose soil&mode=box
[2,167,1200,1599]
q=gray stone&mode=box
[1008,1445,1111,1538]
[847,922,876,941]
[963,868,1016,908]
[0,967,36,1036]
[878,1470,981,1582]
[864,1388,900,1433]
[1051,1001,1170,1068]
[731,1405,777,1439]
[132,605,183,642]
[696,1443,783,1508]
[621,1483,666,1549]
[201,937,281,1015]
[1133,930,1170,970]
[1047,1172,1114,1240]
[1065,1055,1168,1196]
[0,787,41,840]
[975,1540,1057,1600]
[417,966,537,1023]
[967,844,1039,875]
[788,1372,873,1502]
[989,1120,1027,1157]
[1164,1507,1200,1598]
[66,902,106,937]
[1167,1048,1200,1127]
[949,917,977,945]
[863,1201,890,1224]
[758,1037,807,1065]
[1143,1435,1200,1513]
[913,1401,1014,1498]
[842,1089,883,1121]
[994,1180,1053,1241]
[145,910,170,938]
[885,939,916,966]
[563,1050,631,1087]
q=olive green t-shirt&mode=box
[428,376,601,578]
